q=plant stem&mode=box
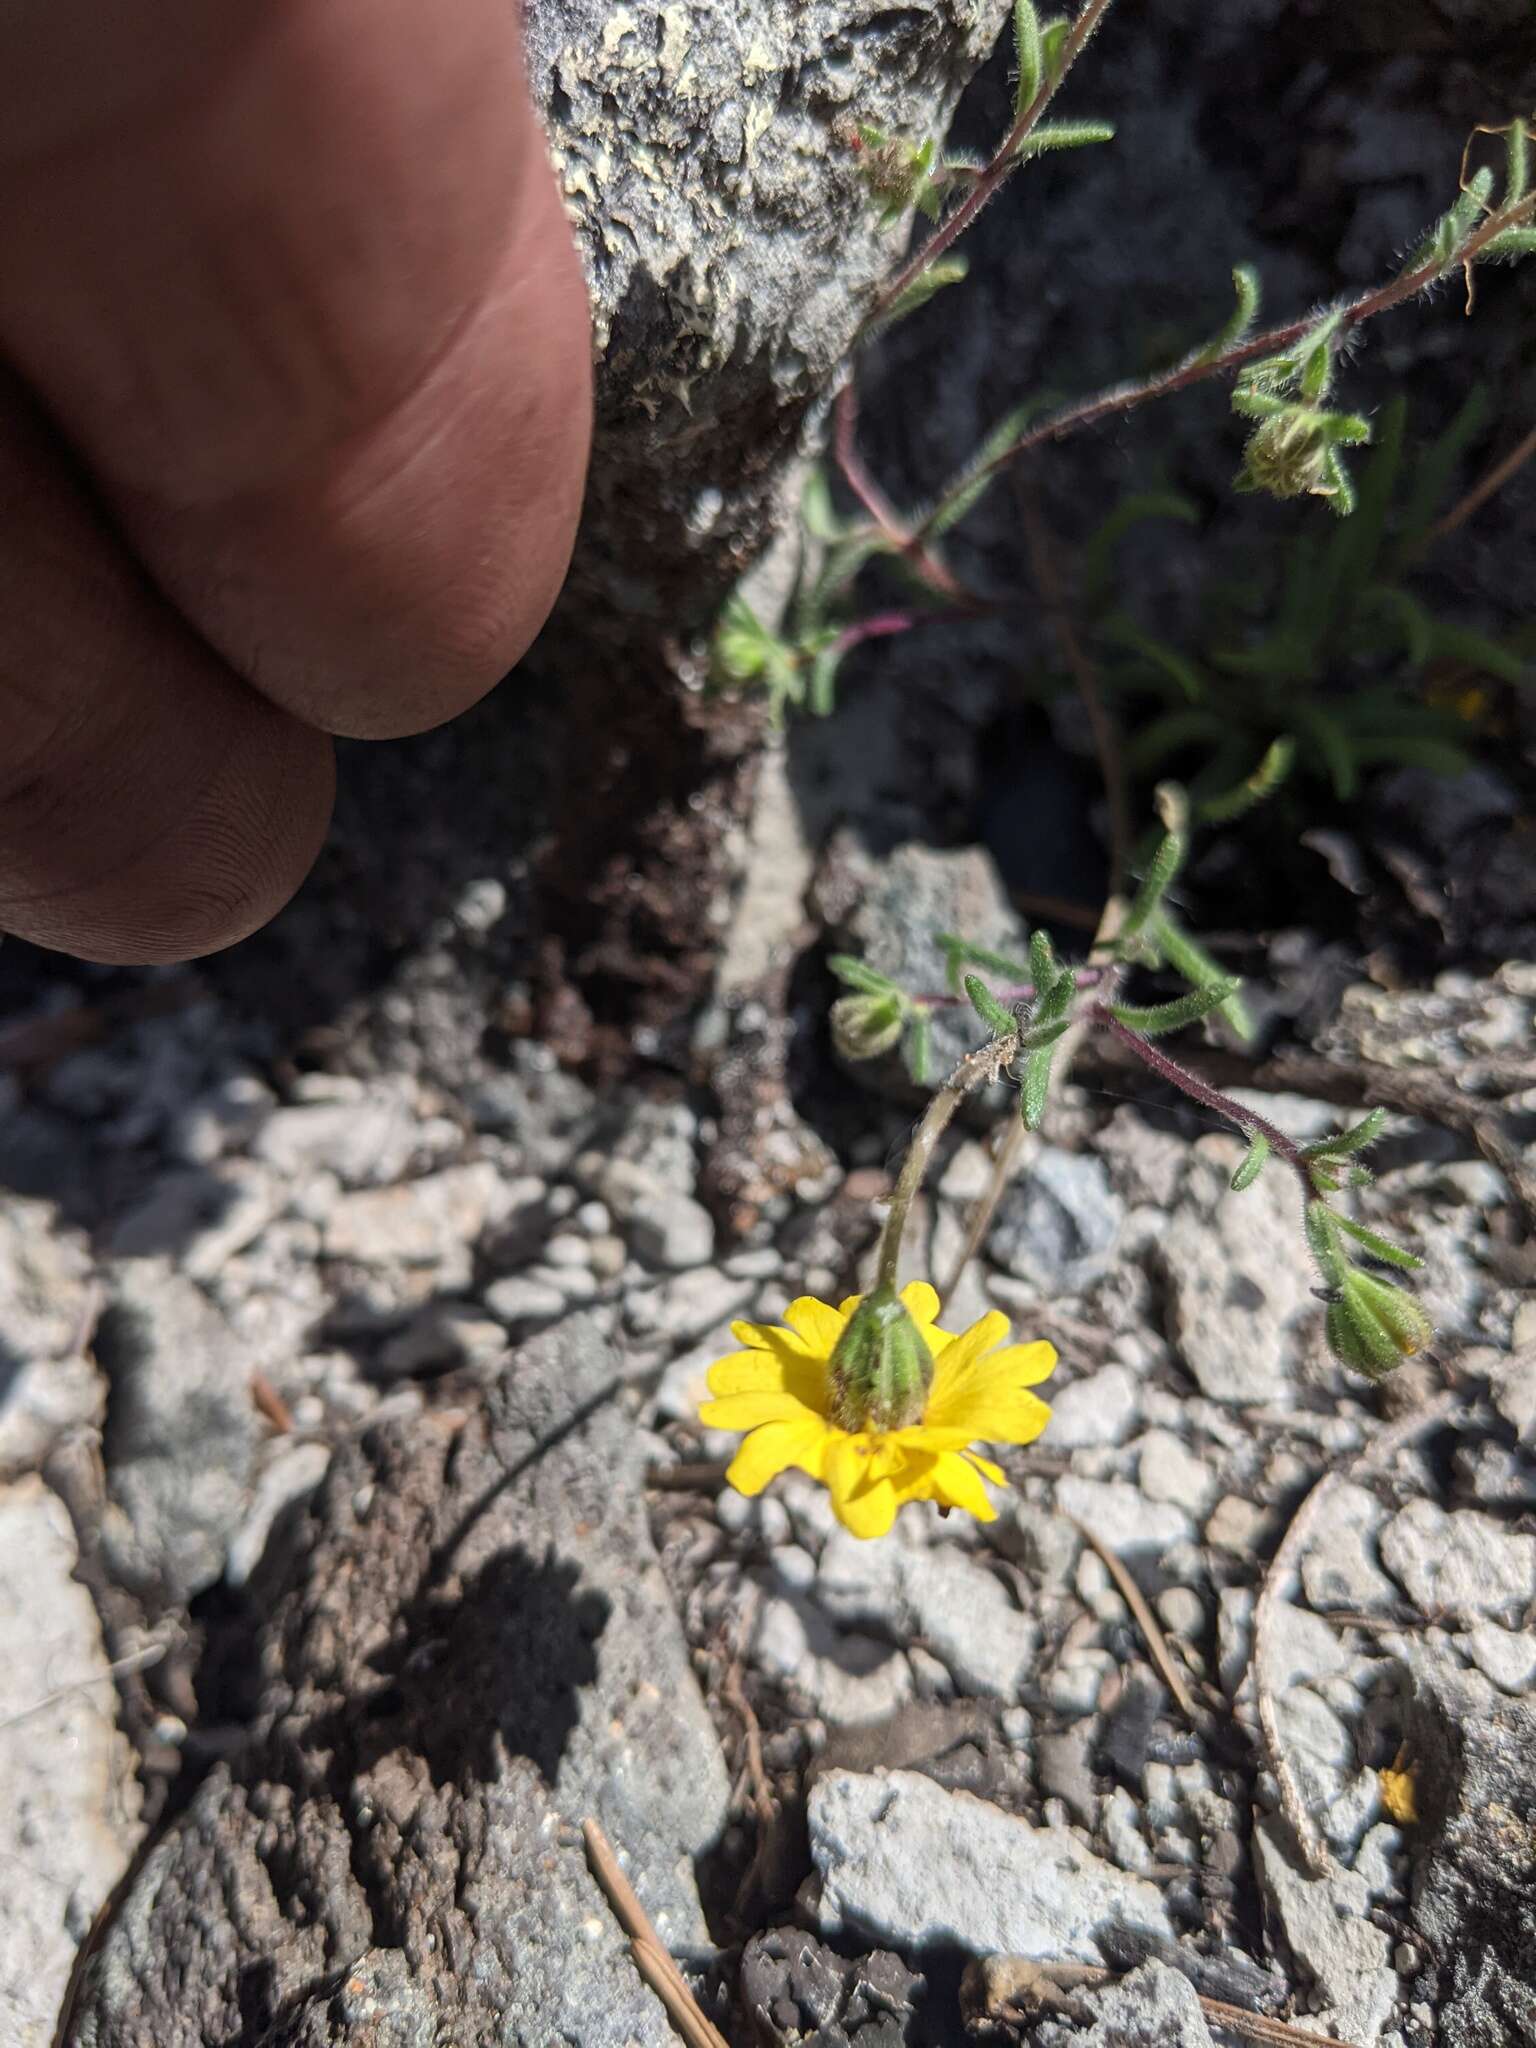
[1423,418,1536,545]
[866,0,1121,330]
[1090,1004,1312,1195]
[913,188,1536,541]
[875,1034,1020,1293]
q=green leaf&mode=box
[1196,736,1297,825]
[1017,1014,1072,1051]
[1014,119,1116,160]
[713,593,774,681]
[1193,264,1262,365]
[1122,707,1227,776]
[1120,831,1185,940]
[1294,703,1358,800]
[935,934,1035,986]
[1013,0,1042,115]
[1022,1043,1057,1130]
[1506,118,1530,204]
[801,470,844,542]
[1480,225,1536,262]
[1108,980,1243,1036]
[1355,585,1434,667]
[964,974,1018,1038]
[1039,16,1070,83]
[882,257,970,328]
[926,397,1050,536]
[1332,1213,1425,1271]
[1426,622,1530,688]
[807,641,842,718]
[1399,384,1491,547]
[1101,617,1207,703]
[1319,394,1403,620]
[1231,1131,1271,1192]
[1347,736,1478,779]
[905,1004,933,1086]
[831,993,904,1061]
[1152,916,1255,1042]
[827,954,899,996]
[1304,1200,1350,1290]
[1082,493,1199,605]
[1301,1107,1388,1160]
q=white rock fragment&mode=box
[1380,1499,1536,1623]
[1254,1818,1398,2045]
[0,1478,142,2048]
[809,1768,1174,1962]
[1056,1475,1194,1555]
[1046,1365,1141,1449]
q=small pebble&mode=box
[1001,1706,1033,1747]
[543,1232,592,1270]
[574,1199,611,1236]
[771,1544,817,1594]
[1157,1587,1205,1639]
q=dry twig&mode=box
[1250,1387,1462,1878]
[961,1955,1353,2048]
[1065,1515,1204,1725]
[583,1819,730,2048]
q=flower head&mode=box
[700,1282,1055,1539]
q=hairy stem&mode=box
[914,188,1536,541]
[1090,1005,1312,1195]
[876,1035,1020,1293]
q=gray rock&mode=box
[625,1269,755,1344]
[251,1087,426,1186]
[0,1477,143,2048]
[1464,1622,1536,1694]
[628,1190,716,1271]
[752,1591,914,1723]
[95,1262,260,1604]
[904,1548,1037,1702]
[1300,1480,1401,1614]
[841,842,1030,1080]
[225,1441,333,1588]
[376,1303,509,1379]
[1056,1476,1194,1556]
[1158,1136,1317,1404]
[0,1195,100,1477]
[1265,1600,1351,1694]
[1046,1365,1141,1449]
[1380,1499,1536,1624]
[989,1151,1123,1295]
[1095,1110,1188,1210]
[1135,1430,1216,1516]
[69,1316,729,2048]
[1036,1724,1097,1825]
[1038,1961,1215,2048]
[1254,1819,1398,2045]
[1408,1668,1536,2046]
[809,1767,1174,1962]
[322,1161,509,1270]
[105,1159,282,1279]
[1487,1349,1536,1442]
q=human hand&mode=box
[0,0,592,963]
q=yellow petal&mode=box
[931,1311,1011,1377]
[965,1451,1006,1485]
[700,1390,820,1430]
[926,1450,999,1522]
[888,1422,985,1454]
[831,1471,900,1538]
[782,1296,848,1354]
[960,1389,1053,1448]
[725,1416,832,1496]
[899,1280,941,1323]
[707,1345,831,1413]
[925,1341,1057,1431]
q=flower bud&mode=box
[829,1285,932,1431]
[1241,406,1332,500]
[831,993,904,1062]
[1326,1269,1435,1381]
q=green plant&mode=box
[710,3,1536,777]
[831,803,1432,1385]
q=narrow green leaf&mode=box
[1426,622,1530,688]
[1039,16,1070,82]
[1108,979,1243,1036]
[1304,1200,1350,1290]
[808,642,842,717]
[905,1004,933,1087]
[1479,226,1536,262]
[1356,584,1434,666]
[1194,264,1262,365]
[1332,1213,1424,1271]
[964,974,1017,1038]
[1294,704,1358,800]
[1196,736,1297,825]
[1120,831,1185,940]
[713,594,774,681]
[936,934,1034,984]
[1028,929,1057,994]
[1082,493,1199,605]
[1022,1044,1057,1130]
[926,397,1050,536]
[882,257,970,328]
[827,954,899,996]
[1101,617,1207,703]
[1014,119,1116,160]
[1506,118,1530,203]
[1013,0,1042,115]
[1301,1107,1388,1160]
[1153,916,1255,1042]
[1231,1131,1271,1191]
[1399,384,1491,547]
[1018,1014,1072,1051]
[801,470,844,542]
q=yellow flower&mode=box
[699,1282,1055,1540]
